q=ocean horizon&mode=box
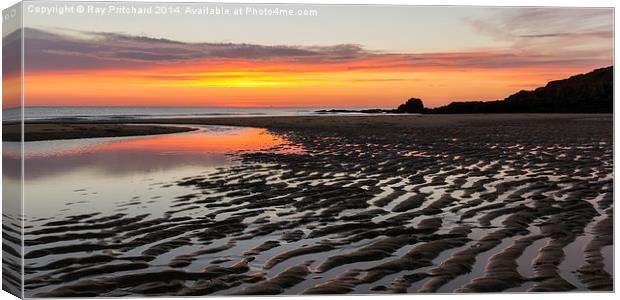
[2,106,394,123]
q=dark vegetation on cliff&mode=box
[428,66,613,114]
[317,66,613,114]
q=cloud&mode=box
[3,29,24,77]
[19,19,613,75]
[465,7,613,53]
[23,28,339,70]
[518,31,613,39]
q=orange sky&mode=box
[21,58,604,109]
[5,5,613,109]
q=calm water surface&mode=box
[3,125,297,219]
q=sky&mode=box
[4,2,614,108]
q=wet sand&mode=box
[3,123,196,141]
[14,114,613,296]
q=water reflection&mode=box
[4,125,293,180]
[5,125,298,218]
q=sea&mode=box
[2,106,387,123]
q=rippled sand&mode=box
[13,114,613,296]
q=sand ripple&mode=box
[20,115,613,296]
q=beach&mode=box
[3,123,197,142]
[4,2,614,297]
[5,113,610,140]
[9,114,613,296]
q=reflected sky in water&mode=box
[3,125,295,218]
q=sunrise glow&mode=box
[6,6,613,109]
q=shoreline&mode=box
[2,123,197,142]
[3,113,613,142]
[17,111,613,295]
[17,110,614,297]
